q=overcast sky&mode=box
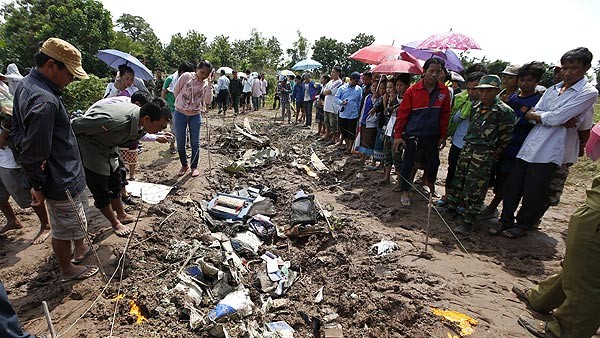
[9,0,598,70]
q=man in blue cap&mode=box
[334,72,363,153]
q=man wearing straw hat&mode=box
[11,38,98,282]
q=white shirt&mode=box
[243,78,254,93]
[323,78,343,113]
[0,131,19,169]
[517,77,598,165]
[303,83,311,101]
[563,105,595,165]
[217,75,230,91]
[261,79,268,95]
[385,96,403,137]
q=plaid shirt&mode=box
[277,82,291,103]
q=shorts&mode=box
[84,167,122,209]
[315,107,324,124]
[46,195,87,241]
[324,111,338,132]
[0,167,31,208]
[242,92,251,105]
[339,117,358,140]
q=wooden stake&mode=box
[425,192,432,252]
[42,301,57,338]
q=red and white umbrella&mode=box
[371,51,423,75]
[417,29,481,51]
[349,44,403,65]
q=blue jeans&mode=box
[174,111,201,169]
[0,282,34,338]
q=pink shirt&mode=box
[174,72,213,115]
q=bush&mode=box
[62,74,108,113]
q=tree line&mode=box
[1,0,596,91]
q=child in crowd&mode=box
[292,76,304,123]
[382,74,410,187]
[315,74,330,136]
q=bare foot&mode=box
[32,224,51,245]
[118,214,138,225]
[0,222,23,233]
[112,223,132,237]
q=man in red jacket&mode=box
[393,58,451,207]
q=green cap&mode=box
[475,75,502,89]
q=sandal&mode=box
[400,195,410,207]
[178,166,189,176]
[191,168,200,177]
[488,223,508,236]
[502,226,528,239]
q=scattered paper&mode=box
[126,180,173,204]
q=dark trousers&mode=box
[231,95,241,114]
[272,95,280,110]
[252,96,259,111]
[500,159,558,229]
[217,89,228,111]
[400,134,441,192]
[85,167,121,209]
[0,282,34,338]
[445,144,462,189]
[303,100,313,126]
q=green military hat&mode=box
[475,75,502,89]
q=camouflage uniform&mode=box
[448,97,514,224]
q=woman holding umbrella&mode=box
[103,64,139,98]
[173,61,213,177]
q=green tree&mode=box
[164,30,208,69]
[115,13,165,71]
[344,33,375,74]
[0,0,115,75]
[286,30,308,68]
[206,35,232,68]
[113,31,144,57]
[231,29,283,72]
[312,37,346,75]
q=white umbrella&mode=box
[216,66,233,75]
[237,72,248,78]
[279,70,295,77]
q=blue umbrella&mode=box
[401,41,464,72]
[291,58,322,71]
[97,49,154,80]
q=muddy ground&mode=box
[1,107,598,337]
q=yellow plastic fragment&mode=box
[432,308,478,337]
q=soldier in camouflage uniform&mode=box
[446,75,515,234]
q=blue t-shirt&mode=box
[502,92,542,159]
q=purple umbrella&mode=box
[401,41,464,72]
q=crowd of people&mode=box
[0,36,599,338]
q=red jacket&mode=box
[393,80,451,139]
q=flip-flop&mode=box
[400,195,410,207]
[178,166,189,176]
[60,265,99,283]
[71,245,98,264]
[502,226,528,239]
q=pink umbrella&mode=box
[349,44,403,65]
[371,59,423,75]
[586,122,600,160]
[417,29,481,51]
